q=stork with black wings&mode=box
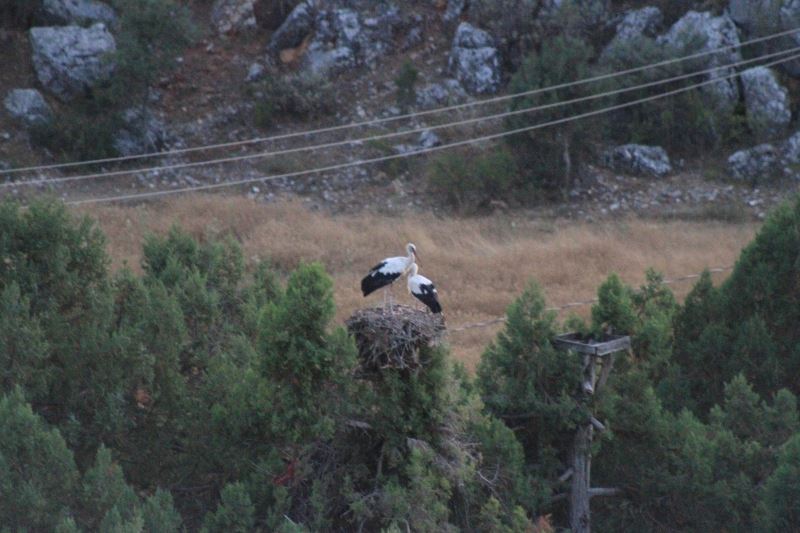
[406,263,442,314]
[361,243,418,306]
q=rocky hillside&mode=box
[1,0,799,218]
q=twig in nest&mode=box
[346,305,446,373]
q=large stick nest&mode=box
[346,304,446,373]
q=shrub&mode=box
[598,35,747,154]
[507,35,603,198]
[30,99,123,161]
[253,73,333,128]
[109,0,198,108]
[395,61,419,112]
[0,0,41,29]
[427,147,521,211]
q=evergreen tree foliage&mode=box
[477,282,582,509]
[4,198,800,530]
[0,388,78,531]
[201,483,256,533]
[758,432,800,532]
[672,195,800,410]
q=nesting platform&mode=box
[346,305,446,372]
[553,332,631,357]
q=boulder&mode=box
[270,2,405,76]
[448,22,502,95]
[4,89,52,127]
[30,23,116,101]
[268,0,316,52]
[211,0,257,34]
[419,130,441,148]
[303,8,362,75]
[728,0,800,77]
[602,6,663,58]
[740,66,791,138]
[779,131,800,179]
[113,108,168,157]
[245,61,265,82]
[728,143,779,182]
[657,11,741,110]
[416,79,467,108]
[39,0,116,26]
[603,144,672,177]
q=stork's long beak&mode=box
[413,250,420,262]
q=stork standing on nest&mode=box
[407,263,442,314]
[361,243,418,306]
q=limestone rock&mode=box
[602,6,663,58]
[113,108,168,157]
[740,66,791,138]
[211,0,257,34]
[30,23,116,101]
[448,22,502,95]
[604,144,672,177]
[728,143,779,182]
[443,0,465,22]
[4,89,52,127]
[779,131,800,179]
[268,0,316,52]
[657,11,741,110]
[416,79,467,108]
[39,0,116,26]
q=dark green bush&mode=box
[507,35,604,198]
[427,147,521,211]
[253,74,333,128]
[395,61,419,112]
[0,0,40,28]
[599,34,747,154]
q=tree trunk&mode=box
[569,422,593,533]
[562,133,572,200]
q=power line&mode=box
[63,51,800,206]
[449,266,734,333]
[9,45,800,189]
[4,25,800,176]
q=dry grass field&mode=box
[77,196,758,369]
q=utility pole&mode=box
[553,333,630,533]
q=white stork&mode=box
[361,243,418,305]
[406,263,442,314]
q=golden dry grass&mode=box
[77,195,758,370]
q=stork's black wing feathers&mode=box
[361,261,402,296]
[413,283,442,313]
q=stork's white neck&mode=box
[408,263,418,277]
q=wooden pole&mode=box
[569,421,593,533]
[553,333,629,533]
